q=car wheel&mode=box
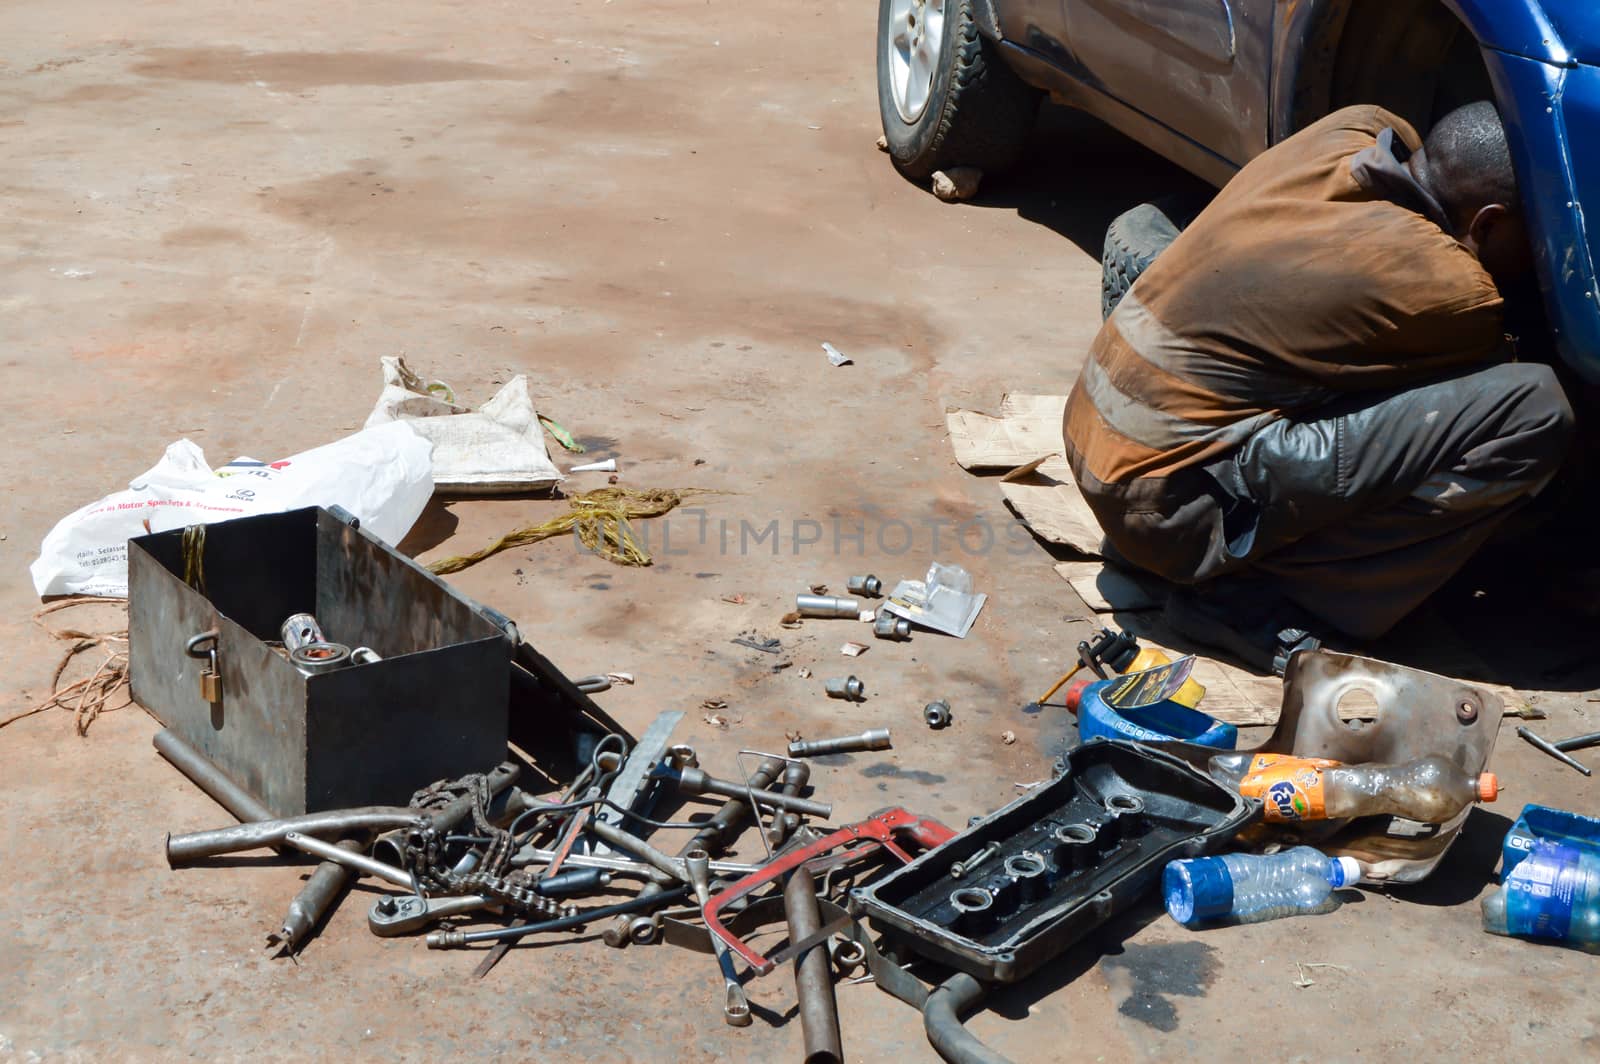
[1101,200,1188,320]
[877,0,1041,182]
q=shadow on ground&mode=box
[964,104,1215,262]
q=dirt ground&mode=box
[2,2,1598,1061]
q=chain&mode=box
[401,771,572,916]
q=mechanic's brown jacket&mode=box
[1063,106,1506,494]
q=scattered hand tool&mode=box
[788,729,891,758]
[703,807,956,975]
[1517,726,1593,776]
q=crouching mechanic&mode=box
[1064,102,1575,671]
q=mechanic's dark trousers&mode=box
[1090,362,1576,639]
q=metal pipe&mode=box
[797,594,863,618]
[607,758,785,947]
[426,884,693,948]
[675,766,833,818]
[283,832,416,889]
[1517,726,1593,777]
[585,820,690,883]
[168,808,424,865]
[785,867,843,1064]
[767,761,811,848]
[1556,730,1600,752]
[167,762,519,865]
[270,839,363,953]
[788,729,892,758]
[923,972,1012,1064]
[153,729,273,823]
[824,676,866,701]
[511,846,761,880]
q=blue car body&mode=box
[982,1,1600,381]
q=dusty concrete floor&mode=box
[2,1,1598,1061]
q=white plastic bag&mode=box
[364,356,563,494]
[30,422,434,598]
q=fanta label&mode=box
[1236,755,1341,821]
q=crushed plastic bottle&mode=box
[1207,753,1498,823]
[1482,839,1600,951]
[1164,846,1362,927]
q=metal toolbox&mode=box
[128,506,511,817]
[851,740,1257,983]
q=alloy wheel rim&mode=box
[887,0,945,123]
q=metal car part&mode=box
[788,729,892,758]
[786,866,844,1064]
[852,741,1255,984]
[797,594,864,618]
[1161,649,1503,884]
[825,676,866,701]
[280,613,326,651]
[847,574,884,597]
[884,0,947,123]
[167,762,519,864]
[289,641,352,674]
[874,613,913,640]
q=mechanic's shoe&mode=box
[1163,580,1323,676]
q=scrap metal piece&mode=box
[1209,650,1506,885]
[283,831,416,889]
[280,613,326,651]
[703,807,956,975]
[583,710,683,856]
[1518,726,1593,776]
[289,641,353,675]
[271,838,363,953]
[153,729,272,824]
[847,575,883,597]
[766,761,811,848]
[167,762,519,864]
[788,729,891,758]
[798,594,863,619]
[825,676,866,701]
[948,841,999,880]
[785,866,844,1064]
[608,759,785,947]
[924,700,952,729]
[675,766,832,818]
[874,613,912,641]
[1556,729,1600,753]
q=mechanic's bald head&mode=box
[1411,101,1529,280]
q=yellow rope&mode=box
[427,487,719,575]
[181,524,208,596]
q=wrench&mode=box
[686,850,753,1027]
[368,893,498,936]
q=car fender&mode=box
[1438,1,1573,65]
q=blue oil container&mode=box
[1073,677,1238,749]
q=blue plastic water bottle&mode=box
[1482,839,1600,951]
[1164,846,1362,927]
